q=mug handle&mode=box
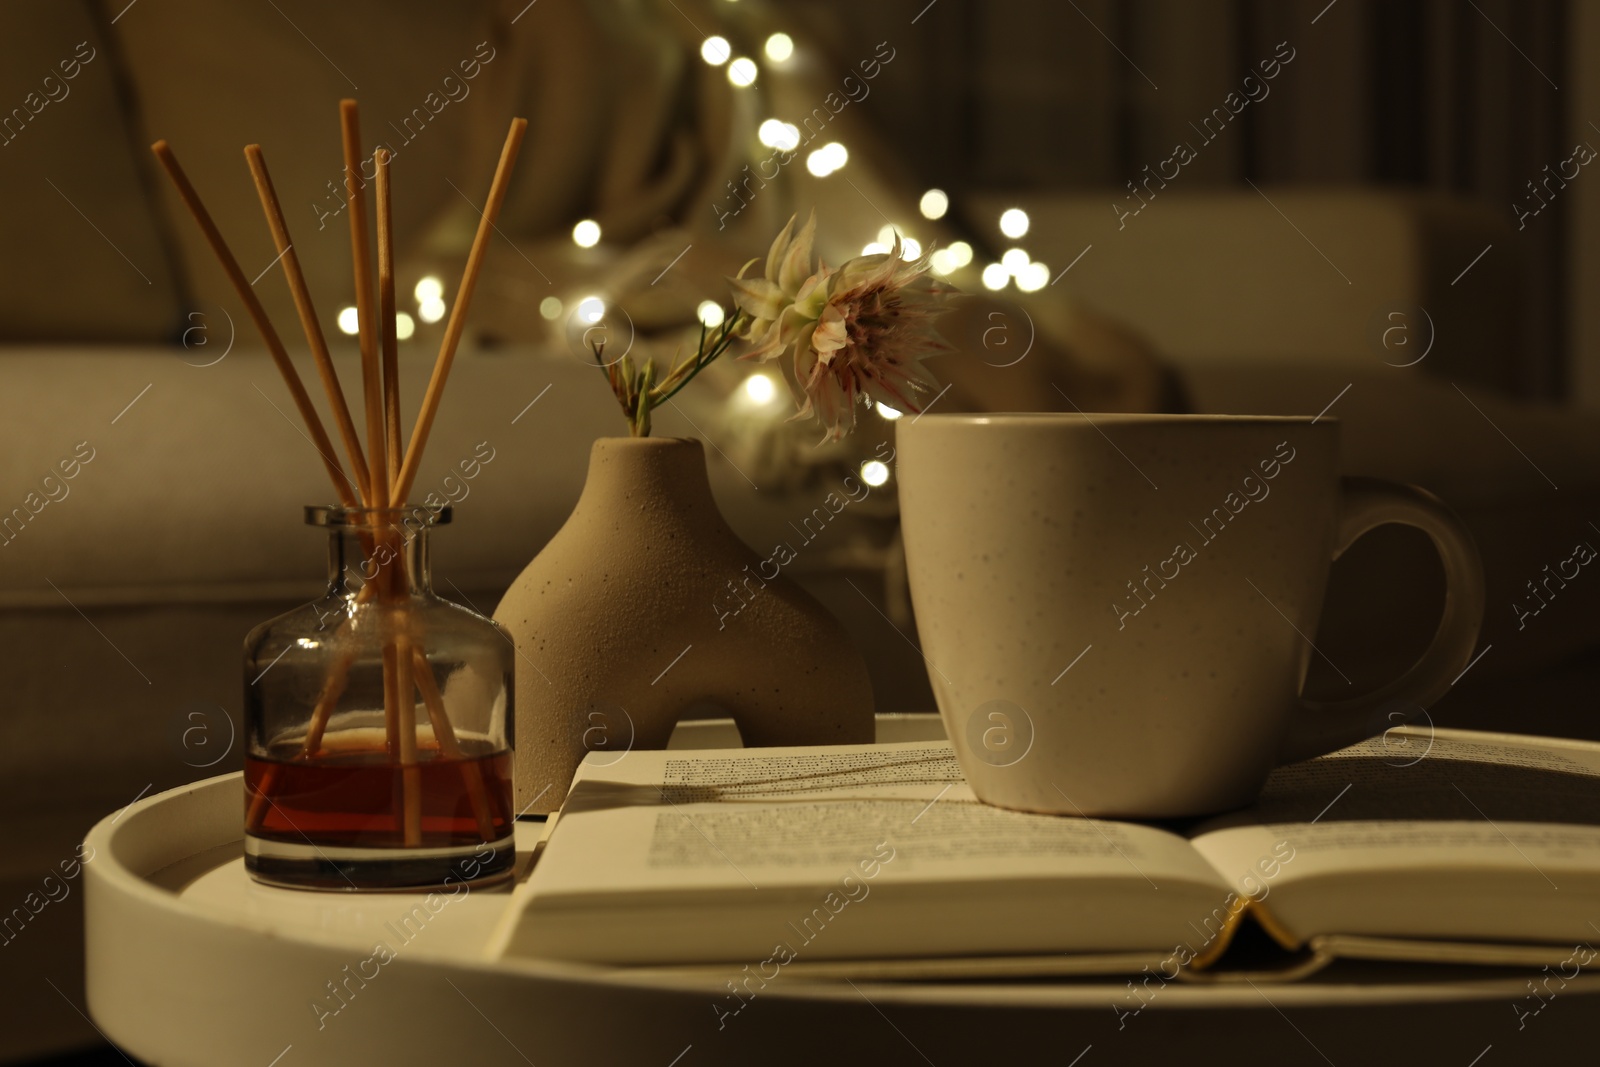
[1276,477,1486,764]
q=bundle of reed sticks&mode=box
[152,101,527,848]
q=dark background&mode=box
[804,0,1577,399]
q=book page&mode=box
[661,744,967,802]
[1190,729,1600,945]
[547,742,1226,894]
[494,741,1238,964]
[1233,728,1600,825]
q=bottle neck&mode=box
[327,523,433,599]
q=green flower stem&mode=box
[655,312,746,407]
[633,359,656,437]
[593,307,750,438]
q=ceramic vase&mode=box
[495,437,875,812]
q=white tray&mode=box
[85,717,1598,1065]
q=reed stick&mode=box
[373,144,429,845]
[375,148,403,491]
[244,677,346,832]
[340,101,415,844]
[150,141,360,509]
[244,580,376,834]
[242,144,371,505]
[395,629,421,846]
[379,640,412,844]
[341,100,389,512]
[235,132,388,834]
[391,117,527,503]
[413,646,496,841]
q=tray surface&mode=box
[84,717,1600,1066]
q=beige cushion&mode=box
[968,189,1517,390]
[114,1,500,340]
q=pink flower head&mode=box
[730,212,957,442]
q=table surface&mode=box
[84,716,1600,1066]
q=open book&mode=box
[488,727,1600,983]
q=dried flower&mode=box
[594,211,956,441]
[729,212,821,356]
[731,213,955,441]
[593,311,742,437]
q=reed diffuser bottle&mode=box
[152,99,528,890]
[243,505,515,890]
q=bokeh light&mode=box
[697,301,725,328]
[744,373,778,404]
[577,296,606,324]
[701,36,731,65]
[764,33,794,62]
[1017,262,1051,292]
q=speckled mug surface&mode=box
[897,414,1484,818]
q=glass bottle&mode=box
[243,505,515,890]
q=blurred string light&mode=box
[720,26,1004,280]
[764,33,794,62]
[701,36,731,65]
[577,296,606,325]
[396,312,416,341]
[875,402,903,420]
[686,23,1035,296]
[337,306,359,335]
[1017,262,1050,292]
[999,207,1030,239]
[758,118,801,151]
[572,219,601,248]
[743,372,778,404]
[805,142,848,177]
[415,274,446,324]
[539,296,563,321]
[860,459,890,487]
[697,300,725,327]
[929,240,973,276]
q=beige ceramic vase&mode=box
[495,437,875,812]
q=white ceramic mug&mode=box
[897,414,1485,817]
